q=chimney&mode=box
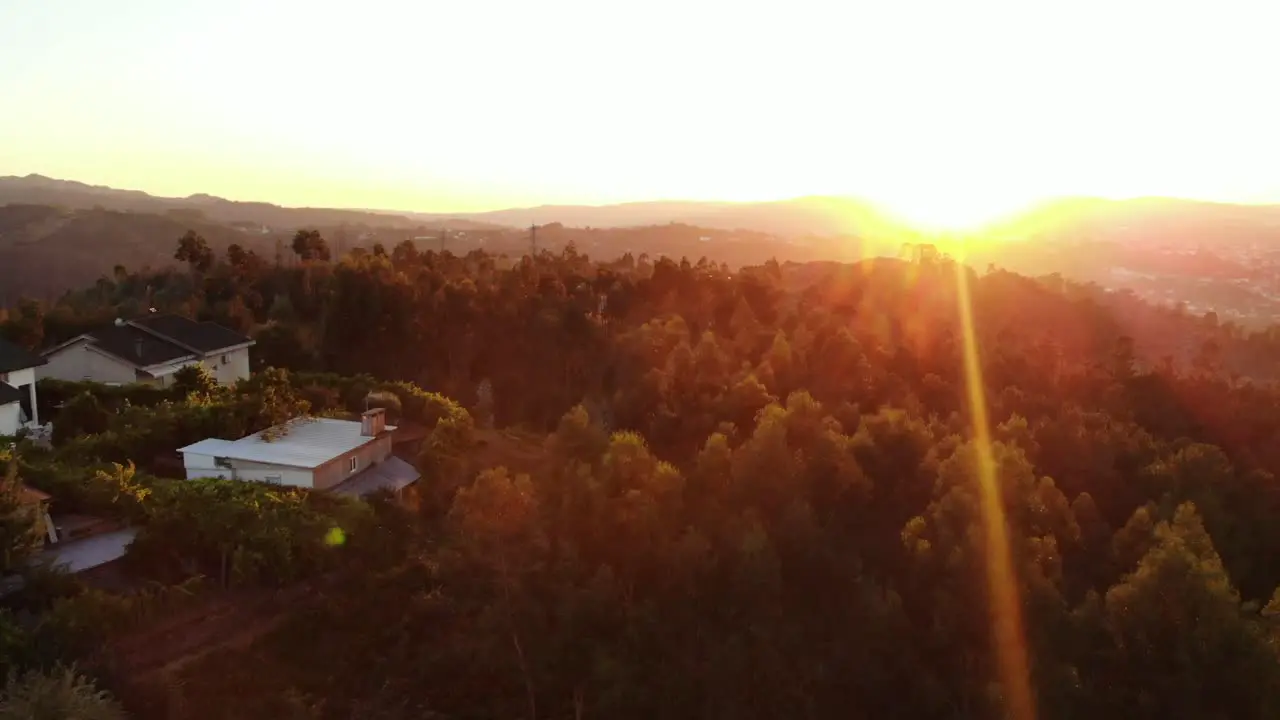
[361,407,386,437]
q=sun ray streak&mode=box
[953,253,1036,720]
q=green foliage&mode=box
[170,363,219,398]
[128,478,372,587]
[290,229,330,262]
[0,459,43,575]
[175,229,215,274]
[1085,504,1280,717]
[0,665,126,720]
[34,579,208,662]
[0,612,32,681]
[37,379,177,426]
[17,458,152,522]
[14,246,1280,717]
[51,392,109,446]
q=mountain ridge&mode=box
[0,174,497,232]
[0,175,927,238]
[10,173,1280,248]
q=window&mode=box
[221,354,228,365]
[348,457,358,474]
[264,474,282,484]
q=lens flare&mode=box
[324,526,347,547]
[953,252,1036,720]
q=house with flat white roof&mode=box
[176,408,419,498]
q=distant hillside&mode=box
[399,194,1280,257]
[1005,196,1280,248]
[11,174,1280,244]
[409,201,739,230]
[0,204,272,303]
[11,173,1280,309]
[0,174,501,232]
[0,175,939,240]
[411,196,900,239]
[0,204,849,304]
[0,202,510,303]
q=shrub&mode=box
[128,479,373,588]
[0,665,126,720]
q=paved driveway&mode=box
[39,527,139,573]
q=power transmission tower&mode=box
[439,229,447,253]
[529,224,539,256]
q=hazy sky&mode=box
[2,0,1278,223]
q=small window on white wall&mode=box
[264,474,282,484]
[221,354,228,365]
[348,457,358,474]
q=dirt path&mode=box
[106,583,315,684]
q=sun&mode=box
[848,187,1048,262]
[868,190,1033,235]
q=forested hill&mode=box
[11,173,1280,309]
[6,232,1279,393]
[9,237,1280,717]
[0,204,845,304]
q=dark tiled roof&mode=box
[86,325,192,368]
[0,382,22,405]
[0,337,45,373]
[130,314,251,354]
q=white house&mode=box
[0,337,45,436]
[40,314,253,387]
[176,409,420,498]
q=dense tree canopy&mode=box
[5,232,1280,718]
